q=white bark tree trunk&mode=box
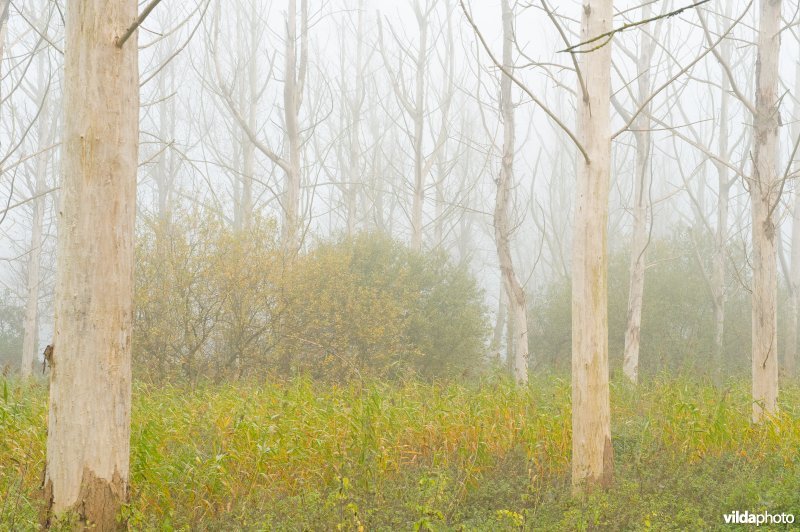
[490,278,507,359]
[155,49,176,227]
[571,0,614,493]
[494,0,528,384]
[233,4,259,230]
[786,48,800,379]
[622,3,653,384]
[410,3,428,251]
[710,1,733,385]
[750,0,781,423]
[21,92,52,378]
[42,0,139,528]
[282,0,307,250]
[345,0,365,236]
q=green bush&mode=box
[134,211,284,382]
[134,219,488,382]
[278,233,488,380]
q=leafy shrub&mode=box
[134,211,283,382]
[277,233,488,380]
[134,219,487,382]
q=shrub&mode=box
[134,220,488,382]
[134,211,283,382]
[277,233,488,380]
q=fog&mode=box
[4,1,800,528]
[1,0,799,378]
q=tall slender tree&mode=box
[494,0,528,384]
[571,0,614,492]
[42,0,139,527]
[20,48,54,378]
[785,30,800,378]
[622,3,656,384]
[749,0,782,422]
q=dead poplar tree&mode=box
[213,0,308,250]
[42,0,139,528]
[785,30,800,378]
[570,0,614,492]
[709,2,734,384]
[494,0,529,384]
[21,44,55,378]
[621,3,657,384]
[378,0,443,250]
[749,0,781,422]
[462,0,613,490]
[282,0,306,249]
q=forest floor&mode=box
[1,375,799,531]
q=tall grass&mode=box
[1,375,799,530]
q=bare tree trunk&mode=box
[21,91,52,378]
[282,0,307,250]
[750,0,781,423]
[410,3,428,250]
[622,3,653,384]
[155,52,175,227]
[345,0,365,236]
[710,2,733,385]
[494,0,528,384]
[571,0,614,493]
[490,278,507,359]
[42,0,139,528]
[240,5,258,230]
[786,49,800,378]
[21,197,43,377]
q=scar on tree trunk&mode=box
[42,344,54,374]
[40,468,128,531]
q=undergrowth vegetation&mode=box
[2,376,799,530]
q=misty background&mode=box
[1,0,799,381]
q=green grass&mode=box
[1,375,799,530]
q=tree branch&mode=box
[116,0,165,48]
[559,0,711,53]
[459,0,589,163]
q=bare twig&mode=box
[459,0,589,163]
[560,0,711,53]
[115,0,165,48]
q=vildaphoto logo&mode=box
[723,510,795,526]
